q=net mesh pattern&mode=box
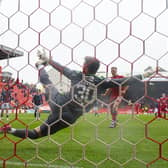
[0,0,168,167]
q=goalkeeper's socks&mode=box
[10,129,39,139]
[8,128,16,133]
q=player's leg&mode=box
[34,106,37,119]
[6,103,10,120]
[163,109,166,118]
[6,109,9,121]
[109,97,121,128]
[0,103,5,120]
[33,107,79,138]
[47,106,83,136]
[0,108,2,120]
[0,102,83,139]
[1,109,4,120]
[109,104,117,128]
[36,106,40,120]
[154,107,158,117]
[0,108,79,139]
[0,124,40,139]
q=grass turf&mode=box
[0,112,168,168]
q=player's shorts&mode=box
[154,108,158,114]
[34,105,41,111]
[1,103,10,109]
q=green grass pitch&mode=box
[0,112,168,168]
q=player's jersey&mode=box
[73,76,96,105]
[32,94,43,106]
[108,75,125,101]
[159,96,168,111]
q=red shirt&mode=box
[107,75,125,101]
[159,96,168,111]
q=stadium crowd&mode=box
[0,76,46,120]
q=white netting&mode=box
[0,0,168,168]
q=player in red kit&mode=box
[103,67,129,128]
[159,93,168,118]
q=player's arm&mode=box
[121,86,129,95]
[49,59,78,81]
[102,88,112,97]
[37,49,77,81]
[101,74,144,89]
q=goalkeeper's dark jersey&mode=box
[44,60,143,108]
[39,60,143,136]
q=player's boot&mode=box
[0,124,11,133]
[109,120,117,128]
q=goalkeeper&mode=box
[0,50,143,139]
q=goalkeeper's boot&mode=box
[0,124,11,133]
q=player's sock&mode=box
[109,120,117,128]
[112,110,117,121]
[9,129,39,139]
[6,114,9,120]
